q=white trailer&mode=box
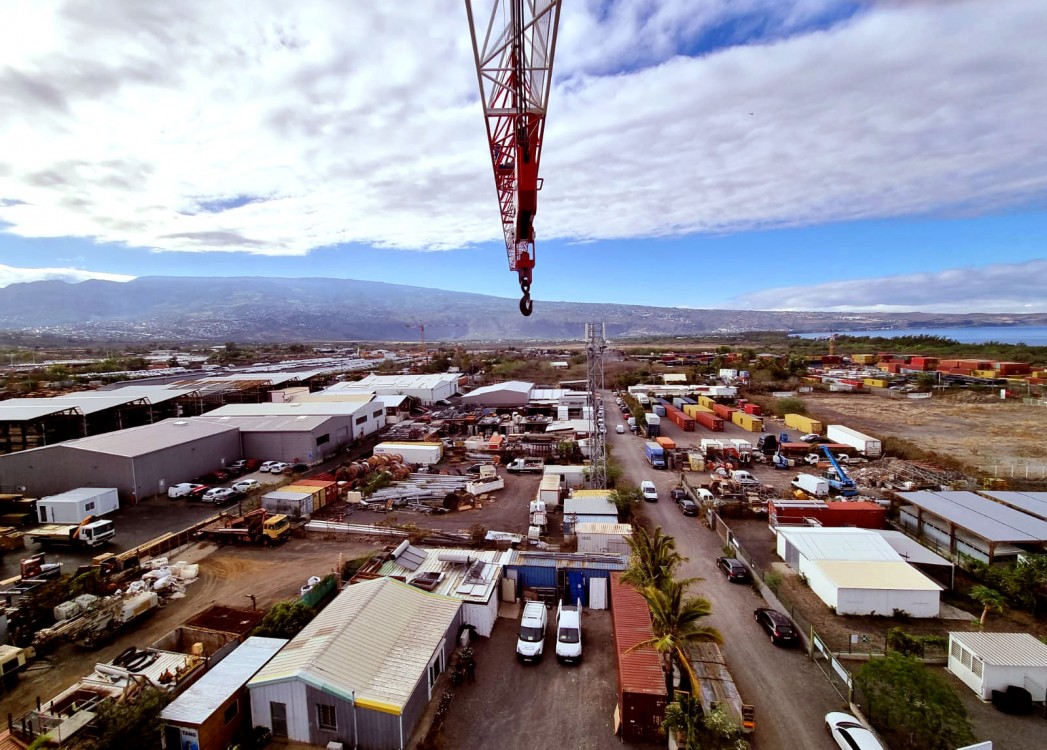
[825,425,882,458]
[728,438,753,454]
[37,488,119,524]
[372,441,444,465]
[791,474,830,498]
[543,465,588,488]
[700,439,725,453]
[538,474,562,507]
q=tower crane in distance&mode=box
[465,0,562,316]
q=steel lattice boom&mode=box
[465,0,561,316]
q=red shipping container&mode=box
[695,412,724,432]
[743,403,762,416]
[667,408,695,432]
[294,479,338,506]
[610,573,667,744]
[712,403,735,420]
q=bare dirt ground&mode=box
[801,391,1047,473]
[1,536,377,721]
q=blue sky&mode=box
[1,0,1046,314]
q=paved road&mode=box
[607,394,843,750]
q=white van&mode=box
[516,601,548,662]
[640,480,658,502]
[555,601,583,663]
[695,488,715,504]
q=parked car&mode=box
[168,482,206,499]
[229,459,249,472]
[678,498,698,516]
[516,601,548,663]
[555,602,582,664]
[267,462,291,474]
[232,479,260,493]
[615,424,625,434]
[196,470,231,485]
[202,487,238,504]
[716,556,751,583]
[754,608,799,646]
[669,487,688,503]
[259,460,281,473]
[640,480,658,502]
[825,712,885,750]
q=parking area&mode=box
[434,606,657,750]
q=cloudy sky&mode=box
[1,0,1045,314]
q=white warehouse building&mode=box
[776,527,943,618]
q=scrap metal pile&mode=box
[846,458,973,491]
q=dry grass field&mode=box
[800,391,1047,477]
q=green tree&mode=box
[253,599,316,639]
[632,578,722,698]
[968,585,1006,627]
[610,486,642,521]
[87,686,170,750]
[855,652,975,750]
[621,526,686,591]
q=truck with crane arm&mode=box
[819,445,858,497]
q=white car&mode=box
[825,712,885,750]
[202,487,237,504]
[232,479,260,493]
[640,480,658,502]
[259,460,280,473]
[616,424,625,434]
[555,602,582,664]
[267,462,291,474]
[167,482,198,499]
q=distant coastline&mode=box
[791,325,1047,346]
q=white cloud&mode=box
[0,0,1044,256]
[724,259,1047,313]
[0,264,135,287]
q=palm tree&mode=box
[630,577,722,697]
[621,525,687,591]
[969,585,1007,627]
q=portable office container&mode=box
[290,479,338,507]
[283,484,326,510]
[37,488,119,524]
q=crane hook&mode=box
[519,291,533,316]
[518,270,533,316]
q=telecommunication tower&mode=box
[585,322,607,489]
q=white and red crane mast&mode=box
[465,0,561,316]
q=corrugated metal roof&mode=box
[66,419,239,457]
[90,384,200,403]
[898,490,1047,543]
[0,400,82,420]
[980,491,1047,522]
[609,573,666,696]
[777,527,899,562]
[563,496,618,517]
[161,637,286,725]
[950,632,1047,668]
[205,402,369,417]
[196,414,332,432]
[575,523,633,536]
[875,530,954,568]
[248,577,461,712]
[506,551,628,571]
[462,381,534,397]
[373,547,508,603]
[812,560,942,591]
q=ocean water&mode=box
[791,325,1047,346]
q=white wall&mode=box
[950,643,1047,700]
[462,594,498,638]
[835,587,939,618]
[802,559,839,611]
[249,681,310,741]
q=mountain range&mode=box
[0,276,1044,343]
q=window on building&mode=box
[317,703,337,731]
[373,410,383,419]
[316,433,330,446]
[224,700,239,723]
[355,415,367,425]
[85,502,95,512]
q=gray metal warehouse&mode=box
[195,413,352,464]
[0,419,241,503]
[248,577,463,750]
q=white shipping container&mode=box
[575,523,633,555]
[373,441,444,465]
[37,488,119,524]
[825,425,882,458]
[262,490,315,519]
[646,413,661,425]
[728,438,753,453]
[700,439,725,452]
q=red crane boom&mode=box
[465,0,561,316]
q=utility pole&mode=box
[585,322,607,489]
